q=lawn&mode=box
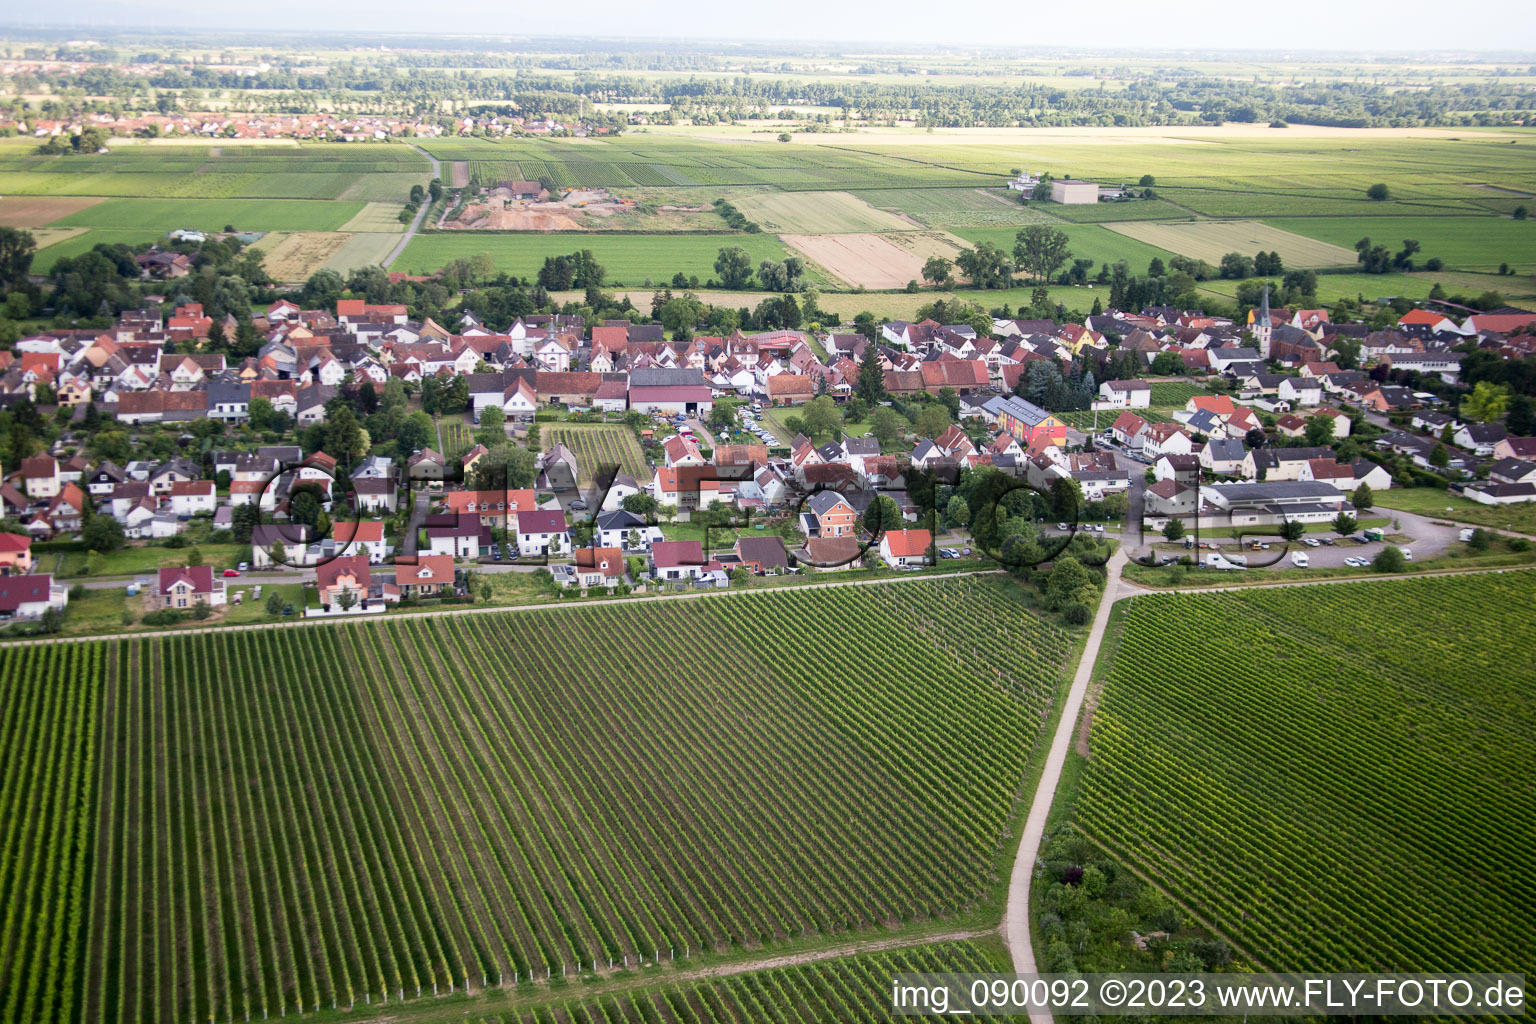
[1074,573,1536,973]
[391,231,799,286]
[24,577,1074,1023]
[1373,485,1536,534]
[338,201,408,232]
[1266,215,1536,273]
[37,540,246,578]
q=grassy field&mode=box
[4,577,1073,1023]
[1267,215,1536,272]
[254,230,355,281]
[953,223,1178,276]
[1373,485,1536,534]
[1075,574,1536,973]
[1101,218,1358,267]
[54,197,364,232]
[391,231,799,285]
[730,189,915,233]
[338,201,408,232]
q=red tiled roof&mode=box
[883,529,931,557]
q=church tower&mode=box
[1252,281,1273,359]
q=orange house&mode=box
[0,533,31,574]
[800,491,857,539]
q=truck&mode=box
[1363,528,1385,542]
[1203,552,1248,570]
[1290,551,1309,568]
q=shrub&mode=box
[1508,537,1530,552]
[1371,547,1407,573]
[1064,602,1092,625]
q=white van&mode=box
[1290,551,1309,567]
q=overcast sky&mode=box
[11,0,1536,54]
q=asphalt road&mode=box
[382,144,441,268]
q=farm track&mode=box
[385,145,441,269]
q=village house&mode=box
[799,491,857,539]
[1098,379,1151,409]
[316,556,374,610]
[515,509,571,557]
[879,528,932,568]
[154,566,227,610]
[0,573,67,620]
[0,533,31,574]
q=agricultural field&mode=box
[851,187,1050,228]
[729,190,916,234]
[390,232,798,286]
[0,577,1074,1023]
[438,420,477,462]
[338,202,408,233]
[0,194,103,226]
[53,197,364,233]
[1266,216,1536,273]
[465,938,1007,1023]
[1075,574,1536,973]
[952,224,1177,277]
[1100,219,1358,268]
[1147,381,1213,406]
[319,232,403,277]
[782,231,965,290]
[32,228,165,272]
[0,643,100,1024]
[253,231,355,282]
[547,424,653,483]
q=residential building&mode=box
[155,566,227,609]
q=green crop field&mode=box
[548,424,653,483]
[850,187,1050,228]
[55,197,364,233]
[952,224,1177,276]
[729,190,915,233]
[391,231,800,285]
[1075,574,1536,973]
[1266,216,1536,272]
[0,577,1072,1024]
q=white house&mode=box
[1097,379,1151,409]
[514,509,570,557]
[165,480,217,517]
[1278,377,1323,407]
[879,529,932,568]
[595,509,664,551]
[0,573,68,619]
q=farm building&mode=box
[1050,180,1099,204]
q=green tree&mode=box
[1352,482,1374,512]
[265,592,286,616]
[621,492,658,517]
[468,444,537,490]
[921,255,952,287]
[1372,546,1407,572]
[1043,555,1096,611]
[868,405,906,446]
[912,403,952,439]
[945,495,971,529]
[863,495,902,533]
[1161,519,1186,542]
[1012,225,1072,283]
[1460,380,1511,423]
[0,226,36,290]
[713,246,754,290]
[1332,512,1357,536]
[82,515,125,553]
[1429,443,1451,469]
[1278,519,1307,542]
[475,406,507,448]
[1304,413,1336,447]
[1467,528,1493,552]
[1366,183,1391,201]
[799,396,841,441]
[856,348,887,404]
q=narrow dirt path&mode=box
[382,144,440,270]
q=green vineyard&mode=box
[470,939,1010,1023]
[549,425,654,484]
[1077,573,1536,973]
[1,577,1070,1024]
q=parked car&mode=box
[570,499,588,511]
[1318,537,1335,546]
[223,569,241,577]
[1057,522,1068,530]
[1401,548,1413,560]
[237,561,249,571]
[1303,537,1320,548]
